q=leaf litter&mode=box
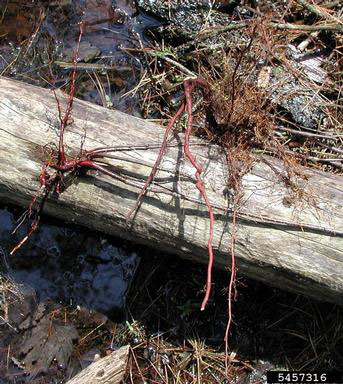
[19,315,78,378]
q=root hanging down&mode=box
[183,79,215,311]
[127,77,215,310]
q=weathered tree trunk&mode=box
[0,76,342,305]
[65,345,129,384]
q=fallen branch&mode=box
[276,126,343,140]
[66,345,129,384]
[269,21,343,32]
[179,19,343,52]
[296,0,336,19]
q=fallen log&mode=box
[65,345,129,384]
[0,76,342,305]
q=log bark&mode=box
[65,345,129,384]
[0,76,342,305]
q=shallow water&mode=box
[0,205,138,317]
[0,0,160,114]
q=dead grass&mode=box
[135,3,343,174]
[0,244,24,330]
[126,336,232,383]
[0,274,23,328]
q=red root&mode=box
[56,23,84,165]
[125,102,186,223]
[127,77,215,310]
[183,79,214,311]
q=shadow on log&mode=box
[0,77,342,305]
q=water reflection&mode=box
[0,0,161,114]
[0,206,138,316]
